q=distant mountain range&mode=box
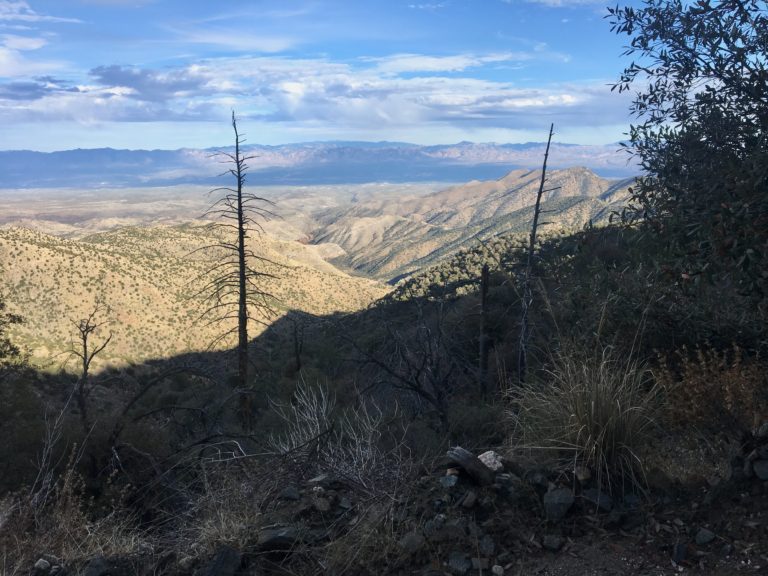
[0,141,638,188]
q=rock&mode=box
[672,542,687,564]
[696,528,716,546]
[478,450,504,472]
[479,534,495,556]
[257,526,300,550]
[178,556,196,572]
[753,460,768,480]
[491,565,505,576]
[447,551,472,575]
[542,534,565,551]
[33,558,51,575]
[278,485,301,501]
[308,473,330,486]
[575,466,592,483]
[194,545,241,576]
[82,557,135,576]
[743,459,755,479]
[313,496,331,512]
[543,487,574,521]
[446,447,495,486]
[398,531,425,556]
[471,557,490,570]
[581,488,613,512]
[424,516,465,543]
[338,496,352,510]
[461,490,477,508]
[757,422,768,439]
[440,475,459,489]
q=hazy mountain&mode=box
[0,141,637,188]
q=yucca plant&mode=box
[508,346,662,493]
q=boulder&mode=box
[478,450,504,472]
[543,487,574,521]
[446,447,495,486]
[194,546,241,576]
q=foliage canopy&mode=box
[610,0,768,302]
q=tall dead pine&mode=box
[518,124,555,384]
[197,112,277,429]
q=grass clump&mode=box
[508,346,662,493]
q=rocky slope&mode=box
[312,167,633,280]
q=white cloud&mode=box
[518,0,606,5]
[1,33,45,50]
[366,52,533,75]
[0,1,81,23]
[171,28,297,53]
[0,50,632,145]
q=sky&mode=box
[0,0,640,151]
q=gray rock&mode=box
[695,528,716,546]
[308,473,329,485]
[461,490,477,508]
[447,551,472,576]
[338,496,352,510]
[313,496,331,512]
[478,450,505,472]
[471,557,490,570]
[479,534,495,556]
[83,557,134,576]
[33,558,51,575]
[440,475,459,489]
[398,531,425,556]
[672,542,687,564]
[543,487,574,521]
[491,565,504,576]
[178,557,196,572]
[446,446,495,486]
[753,459,768,480]
[757,422,768,439]
[278,485,301,501]
[744,459,755,479]
[257,526,300,550]
[194,545,241,576]
[581,488,613,512]
[542,534,565,551]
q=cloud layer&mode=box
[0,0,633,150]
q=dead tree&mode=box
[71,304,112,435]
[518,124,556,384]
[196,111,277,429]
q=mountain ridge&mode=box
[0,141,638,188]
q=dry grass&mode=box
[508,346,663,493]
[0,459,149,576]
[658,344,768,434]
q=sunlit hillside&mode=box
[0,223,387,368]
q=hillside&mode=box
[0,224,387,368]
[313,167,633,280]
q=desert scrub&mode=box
[508,346,662,493]
[658,344,768,434]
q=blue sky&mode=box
[0,0,639,151]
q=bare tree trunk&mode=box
[518,124,555,385]
[233,115,249,396]
[478,263,490,396]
